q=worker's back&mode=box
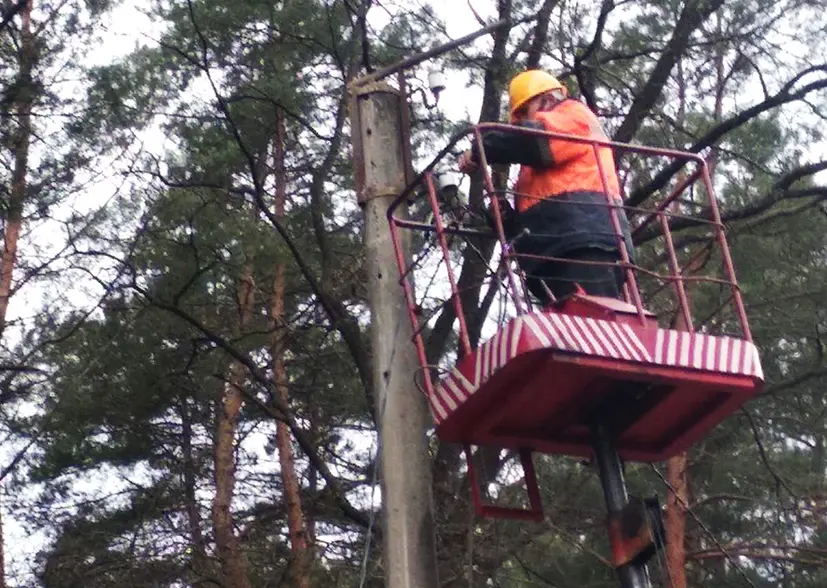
[514,99,620,213]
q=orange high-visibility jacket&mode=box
[514,100,620,213]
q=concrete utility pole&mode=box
[346,18,527,587]
[350,81,440,588]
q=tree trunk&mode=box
[271,264,311,588]
[662,55,692,588]
[305,422,318,547]
[0,3,35,585]
[665,452,689,588]
[212,266,255,588]
[269,110,312,588]
[671,19,726,587]
[181,395,211,586]
[613,0,725,145]
[708,11,726,180]
[664,248,707,588]
[0,0,33,337]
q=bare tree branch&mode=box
[775,160,827,190]
[627,66,827,206]
[137,284,371,529]
[525,0,558,70]
[344,0,373,73]
[0,0,26,34]
[613,0,725,144]
[632,160,827,245]
[689,545,827,565]
[572,0,614,111]
[741,407,798,498]
[760,366,827,397]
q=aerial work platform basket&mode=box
[433,293,762,462]
[386,122,763,526]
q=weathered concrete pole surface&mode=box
[351,82,440,588]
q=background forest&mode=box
[1,0,826,586]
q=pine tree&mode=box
[7,1,827,586]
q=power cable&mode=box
[644,497,676,588]
[357,435,381,588]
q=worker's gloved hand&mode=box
[458,149,478,174]
[484,196,517,240]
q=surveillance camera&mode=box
[437,171,460,196]
[436,171,463,215]
[428,71,447,101]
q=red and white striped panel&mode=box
[653,330,763,380]
[430,312,763,424]
[522,314,652,362]
[430,318,525,423]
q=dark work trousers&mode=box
[523,248,626,306]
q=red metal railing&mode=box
[387,123,752,403]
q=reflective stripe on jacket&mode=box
[514,100,620,213]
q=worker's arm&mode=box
[470,120,553,167]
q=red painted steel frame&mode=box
[388,124,750,377]
[386,123,760,520]
[465,446,544,522]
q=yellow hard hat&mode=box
[508,70,566,117]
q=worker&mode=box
[458,70,635,305]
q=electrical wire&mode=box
[644,497,676,588]
[356,437,381,588]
